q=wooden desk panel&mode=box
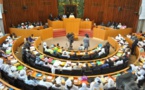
[93,27,132,40]
[48,19,64,29]
[9,27,53,40]
[0,34,9,44]
[80,20,93,30]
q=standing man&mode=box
[66,33,74,48]
[131,38,138,55]
[83,34,90,50]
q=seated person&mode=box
[98,46,106,57]
[61,50,70,58]
[90,77,104,90]
[52,79,64,90]
[65,79,78,90]
[103,77,115,89]
[79,83,89,90]
[81,52,90,60]
[78,44,85,51]
[8,66,18,79]
[28,23,34,29]
[73,62,81,70]
[28,34,34,42]
[82,63,91,72]
[90,51,99,59]
[18,69,27,81]
[69,13,75,18]
[70,52,78,60]
[2,41,9,48]
[24,75,38,86]
[38,77,53,88]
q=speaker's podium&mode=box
[63,17,81,40]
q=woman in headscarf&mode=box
[79,83,89,90]
[90,77,104,90]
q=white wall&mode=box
[0,4,4,34]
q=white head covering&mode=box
[65,79,72,87]
[56,79,61,85]
[19,69,26,76]
[10,66,17,72]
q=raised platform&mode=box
[53,29,93,38]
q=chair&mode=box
[1,70,8,80]
[41,66,51,72]
[35,85,48,90]
[51,87,61,90]
[34,64,42,70]
[116,64,124,71]
[101,67,110,74]
[71,69,82,76]
[92,68,101,75]
[123,60,128,68]
[83,70,93,75]
[55,69,61,74]
[15,79,25,88]
[23,83,35,90]
[29,60,35,67]
[110,66,117,72]
[62,69,71,75]
[105,87,118,90]
[6,75,16,86]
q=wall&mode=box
[3,0,58,33]
[137,20,145,32]
[58,0,84,18]
[84,0,141,32]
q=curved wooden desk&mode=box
[12,36,140,79]
[93,27,132,40]
[35,37,120,63]
[9,27,53,41]
[0,34,9,44]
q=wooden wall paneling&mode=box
[103,0,115,23]
[84,0,141,32]
[3,0,58,33]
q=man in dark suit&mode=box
[66,33,74,48]
[131,38,138,54]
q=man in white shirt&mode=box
[65,79,78,90]
[62,50,70,58]
[38,77,52,89]
[98,47,105,56]
[18,69,27,81]
[8,66,18,79]
[90,77,104,90]
[104,77,115,89]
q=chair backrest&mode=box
[55,69,61,74]
[71,69,82,76]
[62,69,71,75]
[24,83,35,90]
[93,68,101,75]
[84,70,93,75]
[51,87,61,90]
[101,67,110,74]
[35,85,48,90]
[16,79,25,88]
